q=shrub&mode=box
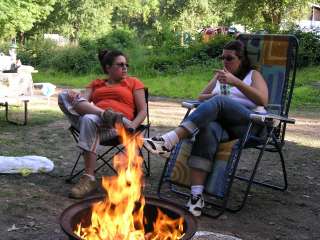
[283,27,320,67]
[96,28,138,51]
[48,46,97,74]
[204,35,235,58]
[142,34,233,73]
[18,39,57,67]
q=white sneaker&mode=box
[143,137,172,158]
[186,194,205,217]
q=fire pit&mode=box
[60,195,197,240]
[60,126,196,239]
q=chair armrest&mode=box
[250,113,295,124]
[181,100,201,109]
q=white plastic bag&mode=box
[0,155,54,175]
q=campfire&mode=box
[60,124,197,240]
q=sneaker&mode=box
[143,137,171,158]
[69,175,97,199]
[186,194,205,217]
[101,109,123,128]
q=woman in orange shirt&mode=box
[58,49,147,199]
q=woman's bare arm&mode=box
[131,88,147,129]
[233,70,268,106]
[198,74,218,101]
[217,69,268,106]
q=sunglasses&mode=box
[114,63,129,68]
[219,55,237,62]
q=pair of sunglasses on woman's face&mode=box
[113,63,129,68]
[219,55,237,62]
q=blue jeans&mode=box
[180,95,256,172]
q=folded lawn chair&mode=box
[66,88,151,183]
[157,34,299,217]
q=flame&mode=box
[74,124,184,240]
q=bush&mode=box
[16,29,235,75]
[48,46,97,74]
[142,34,233,73]
[18,39,57,67]
[96,28,138,51]
[283,28,320,67]
[295,30,320,67]
[204,35,235,58]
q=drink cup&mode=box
[220,83,231,95]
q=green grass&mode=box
[33,70,105,88]
[291,66,320,108]
[33,65,320,107]
[0,108,63,129]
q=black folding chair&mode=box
[157,34,299,217]
[65,88,151,183]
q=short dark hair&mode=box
[223,40,253,79]
[98,49,127,74]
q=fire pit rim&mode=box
[60,195,197,240]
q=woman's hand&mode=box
[216,68,240,86]
[67,90,80,102]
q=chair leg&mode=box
[66,152,83,183]
[232,137,271,212]
[141,146,151,176]
[234,133,288,192]
[231,128,288,212]
[66,146,119,182]
[94,148,118,174]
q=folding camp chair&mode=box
[65,88,151,183]
[157,34,299,217]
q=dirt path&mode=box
[0,93,319,240]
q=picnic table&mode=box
[0,71,34,125]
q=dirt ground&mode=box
[0,91,319,240]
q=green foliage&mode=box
[202,35,234,58]
[292,66,320,107]
[18,38,98,74]
[18,39,58,66]
[142,34,231,73]
[47,46,97,74]
[0,0,56,39]
[293,30,320,68]
[217,0,309,32]
[96,28,138,51]
[20,28,230,75]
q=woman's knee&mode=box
[58,92,71,113]
[81,114,100,126]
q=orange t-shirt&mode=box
[87,76,144,120]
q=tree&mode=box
[0,0,56,41]
[217,0,309,32]
[27,0,114,42]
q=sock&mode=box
[161,131,179,150]
[84,173,95,181]
[191,185,204,196]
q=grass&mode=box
[291,66,320,108]
[0,108,63,130]
[32,65,320,107]
[33,70,104,88]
